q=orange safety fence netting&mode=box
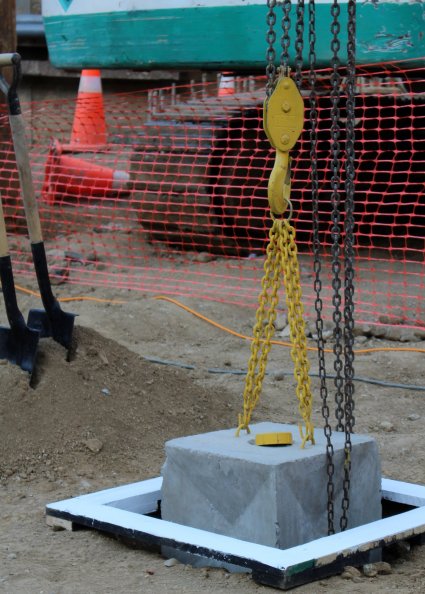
[0,62,424,332]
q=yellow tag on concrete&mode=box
[255,432,293,446]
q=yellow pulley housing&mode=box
[263,75,304,215]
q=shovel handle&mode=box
[0,194,9,258]
[0,53,43,244]
[0,53,17,67]
[9,115,43,244]
[0,52,21,115]
[0,192,27,329]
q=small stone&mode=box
[407,413,420,421]
[98,351,109,365]
[271,371,286,382]
[46,248,65,262]
[164,558,180,567]
[101,388,110,396]
[7,553,17,560]
[414,328,425,341]
[383,326,421,342]
[379,312,404,326]
[83,438,103,453]
[341,565,362,580]
[50,265,70,285]
[355,335,368,345]
[193,252,216,263]
[374,561,392,575]
[362,563,378,577]
[279,325,291,338]
[370,326,387,339]
[274,312,288,331]
[379,421,395,432]
[354,323,372,337]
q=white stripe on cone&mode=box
[219,73,235,96]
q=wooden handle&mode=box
[0,53,15,67]
[0,193,9,258]
[9,114,43,244]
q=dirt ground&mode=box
[1,266,425,593]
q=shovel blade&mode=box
[0,324,39,374]
[27,307,76,352]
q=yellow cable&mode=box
[58,296,126,304]
[15,284,40,298]
[11,284,424,355]
[15,284,125,304]
[154,295,425,356]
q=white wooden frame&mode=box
[46,477,425,589]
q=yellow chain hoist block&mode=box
[264,76,304,151]
[263,74,304,215]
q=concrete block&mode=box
[161,422,381,551]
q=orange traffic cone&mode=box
[218,72,235,96]
[42,140,129,205]
[68,69,107,151]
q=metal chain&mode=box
[280,0,292,71]
[294,0,305,90]
[309,0,336,536]
[329,0,345,433]
[266,0,277,98]
[264,0,357,535]
[340,0,357,533]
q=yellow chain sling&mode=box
[236,70,315,448]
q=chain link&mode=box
[280,0,292,72]
[294,0,305,90]
[329,0,345,433]
[340,0,357,533]
[308,0,336,536]
[280,222,315,447]
[236,217,314,448]
[266,0,277,98]
[264,0,357,535]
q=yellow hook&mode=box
[268,150,292,215]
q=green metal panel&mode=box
[43,4,424,70]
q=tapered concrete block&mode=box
[161,422,381,550]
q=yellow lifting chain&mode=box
[236,68,315,448]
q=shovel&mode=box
[0,53,76,357]
[0,190,39,374]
